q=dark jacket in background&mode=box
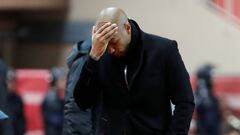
[63,41,101,135]
[73,20,195,135]
[7,92,25,135]
[0,60,14,135]
[195,65,221,135]
[42,89,64,135]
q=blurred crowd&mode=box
[0,59,66,135]
[1,59,240,135]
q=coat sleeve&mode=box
[166,40,195,135]
[73,55,101,110]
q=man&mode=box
[7,69,26,135]
[42,68,65,135]
[195,64,221,135]
[0,60,13,135]
[73,7,195,135]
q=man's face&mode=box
[96,22,130,58]
[7,79,16,92]
[107,30,128,57]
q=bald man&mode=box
[71,7,195,135]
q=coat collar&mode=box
[128,19,145,90]
[100,19,145,91]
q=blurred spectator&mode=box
[42,67,66,135]
[195,64,221,135]
[6,69,26,135]
[0,60,14,135]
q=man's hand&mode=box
[90,22,118,61]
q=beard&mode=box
[109,50,127,58]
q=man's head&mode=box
[7,69,16,92]
[50,67,66,99]
[95,7,131,57]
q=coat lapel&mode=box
[128,31,145,90]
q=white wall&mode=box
[67,0,240,74]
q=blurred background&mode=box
[1,0,240,135]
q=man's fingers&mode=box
[96,22,111,34]
[98,23,117,37]
[93,22,117,46]
[105,27,118,40]
[92,26,96,35]
[106,32,118,43]
[99,27,118,43]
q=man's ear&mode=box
[124,22,131,34]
